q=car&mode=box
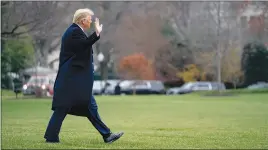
[22,74,56,97]
[247,82,268,89]
[102,80,134,95]
[92,81,106,95]
[92,80,120,95]
[166,81,226,95]
[103,80,123,95]
[119,80,166,95]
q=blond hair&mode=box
[72,8,94,24]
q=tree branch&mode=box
[48,38,61,53]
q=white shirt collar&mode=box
[75,23,83,31]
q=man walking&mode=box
[44,8,124,144]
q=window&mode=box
[133,81,148,89]
[181,83,193,89]
[150,81,164,90]
[198,84,210,89]
[192,83,210,91]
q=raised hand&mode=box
[94,18,103,36]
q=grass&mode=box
[2,94,268,149]
[1,89,22,97]
[200,88,268,96]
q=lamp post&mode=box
[97,52,105,94]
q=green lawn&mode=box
[2,94,268,149]
[1,89,22,97]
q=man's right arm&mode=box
[71,28,100,47]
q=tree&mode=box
[1,1,70,67]
[177,64,205,82]
[1,2,64,39]
[205,2,242,89]
[1,34,35,89]
[193,50,217,81]
[118,53,156,80]
[153,42,195,81]
[29,2,70,67]
[241,41,268,85]
[221,48,243,88]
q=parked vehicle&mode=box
[247,82,268,89]
[22,74,56,97]
[119,80,166,95]
[166,81,226,95]
[103,80,123,95]
[92,81,105,95]
[92,80,120,95]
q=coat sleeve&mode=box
[71,28,100,48]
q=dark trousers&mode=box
[44,96,111,141]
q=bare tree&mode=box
[1,1,72,67]
[209,2,225,89]
[72,1,132,78]
[1,2,63,39]
[159,1,248,84]
[221,46,243,88]
[30,2,71,67]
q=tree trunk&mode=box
[35,87,43,98]
[216,2,222,92]
[233,82,236,89]
[217,49,222,91]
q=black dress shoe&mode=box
[103,132,124,144]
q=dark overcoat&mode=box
[52,23,99,116]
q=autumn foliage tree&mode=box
[177,64,206,82]
[118,53,156,80]
[221,48,244,88]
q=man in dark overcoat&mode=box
[44,8,124,144]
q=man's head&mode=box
[73,8,94,30]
